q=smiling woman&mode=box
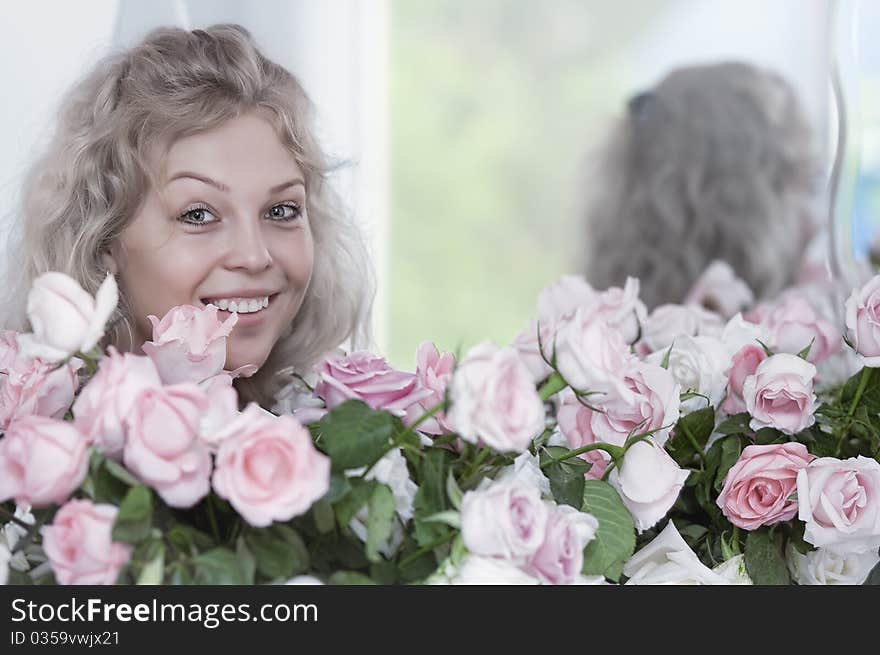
[0,24,374,406]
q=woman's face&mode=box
[108,111,315,372]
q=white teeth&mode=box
[205,295,270,313]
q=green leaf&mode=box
[413,448,451,547]
[540,446,589,508]
[744,530,790,585]
[326,473,352,503]
[320,400,398,471]
[797,339,815,361]
[667,406,715,465]
[714,413,750,436]
[660,342,674,369]
[193,548,249,585]
[366,483,396,563]
[334,479,377,526]
[244,525,310,581]
[235,537,257,584]
[135,543,165,585]
[104,458,142,487]
[312,497,336,534]
[580,480,636,582]
[446,470,464,511]
[713,435,743,492]
[166,524,213,556]
[421,510,461,529]
[112,485,153,544]
[752,427,783,445]
[327,571,377,585]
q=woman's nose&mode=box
[223,215,273,272]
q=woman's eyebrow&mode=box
[165,173,305,194]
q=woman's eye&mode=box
[178,206,218,226]
[265,203,302,221]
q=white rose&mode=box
[623,521,728,585]
[448,342,545,453]
[609,439,690,533]
[0,542,9,585]
[537,275,597,323]
[349,449,418,522]
[797,456,880,553]
[720,314,771,359]
[684,260,755,319]
[285,575,325,585]
[494,451,552,498]
[553,307,635,397]
[346,449,418,557]
[510,320,555,383]
[592,277,647,345]
[712,554,753,584]
[786,544,880,585]
[17,272,118,363]
[3,504,34,572]
[648,335,728,414]
[642,304,701,353]
[460,481,548,559]
[445,555,541,585]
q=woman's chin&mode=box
[224,346,269,377]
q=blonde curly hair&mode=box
[1,24,374,405]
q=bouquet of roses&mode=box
[2,263,879,585]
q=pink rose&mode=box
[721,344,768,415]
[765,296,842,365]
[556,395,610,480]
[587,361,680,448]
[845,275,880,365]
[716,442,814,530]
[197,373,240,451]
[41,499,132,585]
[122,384,211,508]
[0,416,89,507]
[511,320,555,383]
[448,342,545,453]
[553,307,636,397]
[0,330,19,370]
[141,305,237,384]
[797,456,880,553]
[460,481,549,559]
[314,351,432,419]
[742,353,817,435]
[0,337,81,430]
[212,405,330,527]
[72,348,163,457]
[525,504,598,585]
[684,260,755,319]
[609,438,690,533]
[413,341,456,435]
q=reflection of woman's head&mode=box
[3,24,373,405]
[581,61,820,309]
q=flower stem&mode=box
[399,531,457,568]
[0,505,32,531]
[538,372,567,401]
[847,367,872,419]
[539,442,623,469]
